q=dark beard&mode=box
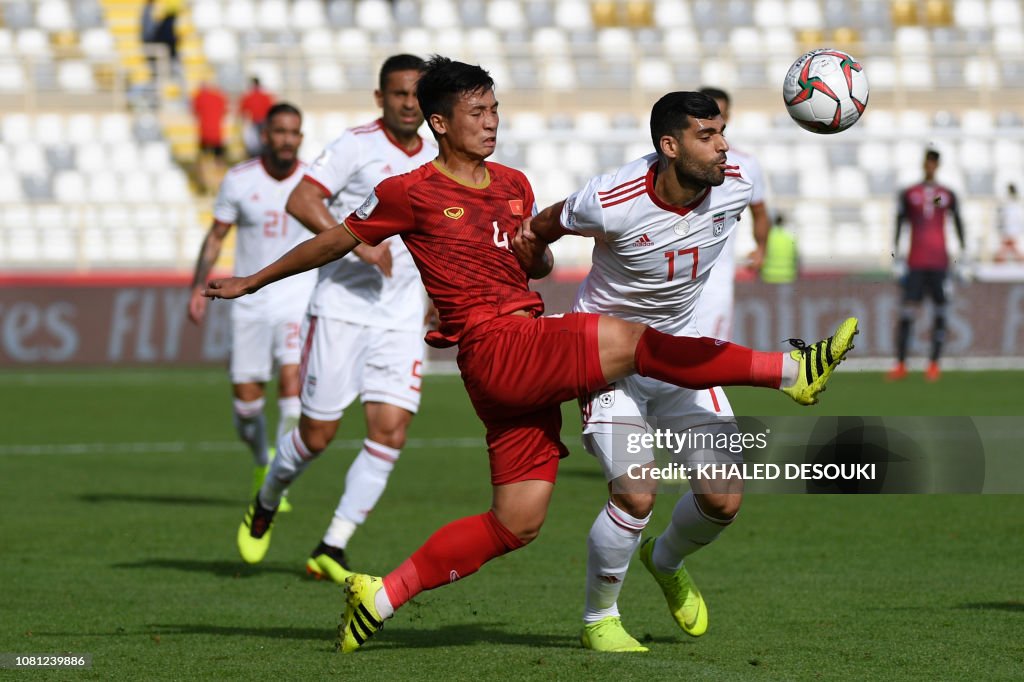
[673,155,725,190]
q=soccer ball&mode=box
[783,48,869,134]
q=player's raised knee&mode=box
[696,492,742,520]
[611,491,655,519]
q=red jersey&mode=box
[192,86,227,145]
[239,88,274,124]
[343,160,543,348]
[900,181,957,270]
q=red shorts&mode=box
[457,313,606,486]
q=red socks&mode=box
[633,327,783,389]
[383,511,524,611]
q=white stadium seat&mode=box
[486,0,525,31]
[293,0,327,29]
[355,0,394,31]
[257,0,290,30]
[79,28,116,58]
[653,0,693,28]
[57,61,96,93]
[191,1,224,31]
[0,171,25,202]
[66,113,96,145]
[554,0,592,30]
[53,170,86,203]
[225,0,257,30]
[89,171,120,203]
[421,0,459,29]
[36,0,73,32]
[308,62,345,91]
[98,113,131,144]
[301,27,335,57]
[204,28,239,63]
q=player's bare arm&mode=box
[287,178,393,276]
[188,219,232,324]
[747,201,770,270]
[205,224,361,300]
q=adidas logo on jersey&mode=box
[631,233,653,247]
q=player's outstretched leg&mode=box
[337,574,386,653]
[781,317,859,405]
[581,616,649,653]
[306,541,353,583]
[638,537,707,637]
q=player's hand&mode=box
[512,217,547,273]
[354,242,393,277]
[423,301,439,330]
[203,276,252,300]
[746,246,765,271]
[187,286,208,324]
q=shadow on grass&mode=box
[147,623,329,641]
[957,601,1024,613]
[79,493,239,507]
[111,558,299,578]
[354,622,578,651]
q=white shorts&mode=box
[581,373,735,481]
[298,315,424,422]
[229,314,303,384]
[695,263,735,340]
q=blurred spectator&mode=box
[192,80,229,193]
[239,77,276,158]
[761,213,799,284]
[994,183,1023,263]
[141,0,180,80]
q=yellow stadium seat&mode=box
[592,1,619,28]
[925,0,954,26]
[626,0,654,27]
[831,27,860,49]
[891,0,918,26]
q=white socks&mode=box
[374,586,395,619]
[325,439,401,548]
[583,501,650,624]
[276,397,301,446]
[651,491,734,574]
[782,354,800,386]
[259,427,318,509]
[233,398,268,466]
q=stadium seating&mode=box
[2,0,1023,270]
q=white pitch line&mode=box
[0,437,485,457]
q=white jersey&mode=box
[213,158,316,320]
[564,153,753,336]
[999,198,1023,238]
[303,119,437,331]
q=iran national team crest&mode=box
[673,219,690,236]
[712,212,726,236]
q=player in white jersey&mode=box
[522,92,764,652]
[234,55,437,578]
[188,103,316,509]
[694,87,771,341]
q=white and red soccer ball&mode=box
[783,48,869,134]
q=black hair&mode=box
[416,55,494,139]
[265,102,302,125]
[379,54,427,92]
[698,86,731,106]
[250,76,261,87]
[925,149,941,162]
[649,91,721,152]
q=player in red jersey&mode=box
[888,149,965,382]
[203,57,858,652]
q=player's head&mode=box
[1010,183,1018,198]
[250,76,261,89]
[924,149,940,180]
[650,91,728,189]
[261,102,302,168]
[376,54,427,140]
[417,55,497,158]
[698,86,731,122]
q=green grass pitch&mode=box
[1,368,1021,680]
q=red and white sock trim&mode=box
[603,500,651,534]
